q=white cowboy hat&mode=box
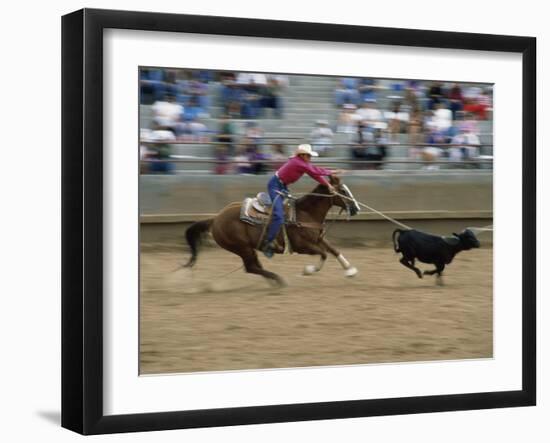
[294,143,319,157]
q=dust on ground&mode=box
[140,246,492,374]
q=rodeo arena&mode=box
[139,68,494,375]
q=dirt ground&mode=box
[140,245,493,375]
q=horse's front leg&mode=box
[319,238,358,278]
[300,244,327,276]
[286,228,327,276]
[303,251,327,275]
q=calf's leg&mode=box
[424,262,446,285]
[399,256,423,279]
[435,263,445,286]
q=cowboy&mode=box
[261,143,336,258]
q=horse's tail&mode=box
[392,228,404,253]
[184,219,214,268]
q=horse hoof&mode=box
[303,265,318,275]
[345,267,358,278]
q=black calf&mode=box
[392,228,480,284]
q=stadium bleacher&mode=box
[139,73,493,172]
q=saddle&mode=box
[239,192,296,226]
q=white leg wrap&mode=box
[337,254,351,269]
[337,254,358,277]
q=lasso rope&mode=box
[351,199,413,230]
[466,224,493,235]
[294,191,413,230]
[294,191,492,234]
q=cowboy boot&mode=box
[261,239,276,258]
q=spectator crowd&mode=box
[140,68,493,174]
[333,78,492,168]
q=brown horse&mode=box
[183,175,360,287]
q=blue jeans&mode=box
[266,175,287,242]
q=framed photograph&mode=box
[62,8,536,435]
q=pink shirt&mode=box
[276,156,331,186]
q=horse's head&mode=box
[328,175,360,217]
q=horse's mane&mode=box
[295,183,331,208]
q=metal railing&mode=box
[140,158,492,165]
[139,140,493,171]
[140,140,493,148]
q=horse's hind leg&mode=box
[242,250,286,287]
[319,238,358,277]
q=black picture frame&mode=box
[62,8,536,435]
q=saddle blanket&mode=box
[239,192,296,226]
